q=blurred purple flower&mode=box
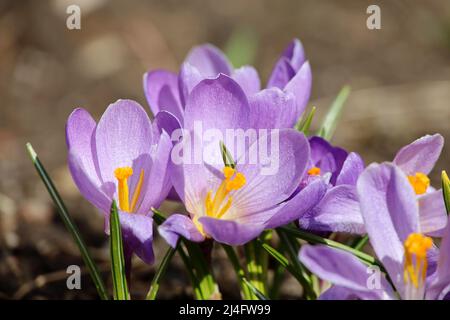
[143,39,312,130]
[158,75,323,247]
[299,163,450,300]
[65,100,173,264]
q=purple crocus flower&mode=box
[66,100,173,264]
[393,134,446,236]
[143,39,312,130]
[158,75,324,247]
[297,136,366,234]
[299,163,449,300]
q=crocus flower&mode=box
[297,136,366,234]
[158,75,324,247]
[392,134,446,236]
[299,162,449,300]
[298,134,446,236]
[66,100,173,264]
[143,39,312,131]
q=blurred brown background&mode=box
[0,0,449,299]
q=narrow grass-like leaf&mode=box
[152,208,212,300]
[222,244,253,299]
[276,229,315,299]
[146,245,177,300]
[220,141,236,169]
[258,239,316,299]
[26,143,109,300]
[352,235,369,251]
[317,85,351,140]
[242,278,268,300]
[442,171,450,215]
[244,241,267,299]
[280,226,382,269]
[295,106,316,135]
[110,201,130,300]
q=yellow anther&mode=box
[114,167,145,213]
[403,233,433,288]
[308,166,321,176]
[407,172,430,195]
[114,167,133,212]
[223,166,235,179]
[203,167,246,219]
[130,169,144,212]
[225,172,246,191]
[114,167,133,180]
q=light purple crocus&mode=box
[297,136,366,234]
[66,100,173,264]
[299,162,450,300]
[143,39,312,130]
[298,134,447,236]
[393,134,447,236]
[158,75,324,247]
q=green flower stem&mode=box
[244,240,267,299]
[152,208,218,300]
[221,244,253,299]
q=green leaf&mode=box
[258,239,316,299]
[280,226,383,269]
[295,106,316,135]
[352,235,369,251]
[109,201,130,300]
[26,143,109,300]
[317,86,351,140]
[242,278,268,300]
[152,208,215,300]
[221,244,253,300]
[442,171,450,215]
[244,240,267,299]
[146,245,177,300]
[276,229,316,299]
[220,141,236,169]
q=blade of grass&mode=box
[152,208,202,297]
[110,201,130,300]
[276,229,315,300]
[317,86,351,140]
[26,143,108,300]
[295,106,316,135]
[221,244,253,299]
[146,245,177,300]
[257,239,315,299]
[244,241,267,299]
[242,278,268,300]
[269,244,286,299]
[442,171,450,215]
[352,235,370,251]
[280,226,382,269]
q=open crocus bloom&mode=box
[393,134,447,236]
[299,163,450,300]
[143,39,311,130]
[297,136,366,234]
[158,75,324,247]
[66,100,173,264]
